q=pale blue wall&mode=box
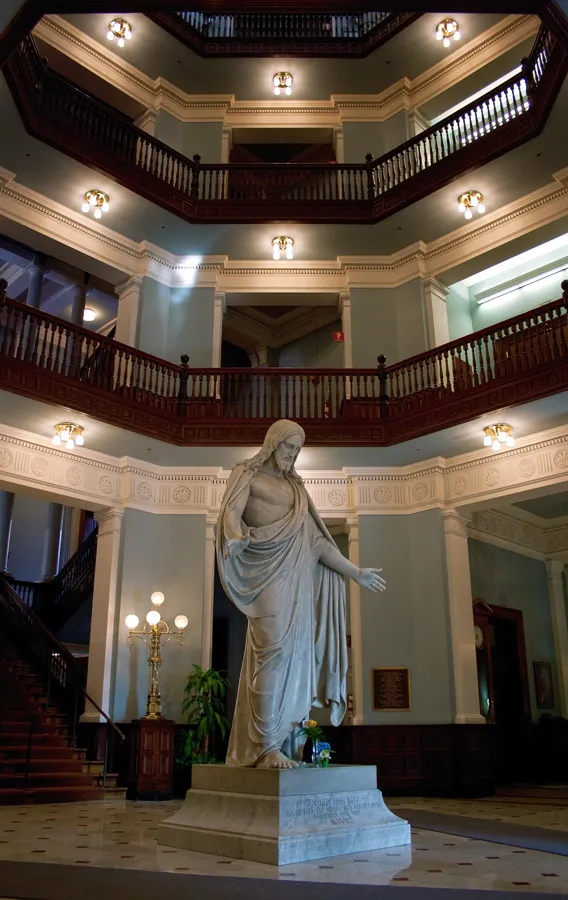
[358,510,453,723]
[343,113,409,163]
[137,277,216,366]
[155,111,223,162]
[277,319,344,368]
[112,510,206,722]
[7,495,50,581]
[468,539,559,721]
[350,280,428,367]
[446,282,473,340]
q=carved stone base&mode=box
[157,764,410,865]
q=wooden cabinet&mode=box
[127,718,175,800]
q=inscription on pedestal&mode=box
[283,793,383,828]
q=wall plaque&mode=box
[372,667,411,711]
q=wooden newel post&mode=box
[190,154,201,199]
[365,153,375,200]
[177,354,189,414]
[561,279,568,303]
[377,354,389,418]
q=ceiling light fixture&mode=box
[83,308,96,322]
[273,72,293,96]
[458,190,485,220]
[107,18,132,48]
[483,423,515,452]
[272,236,294,260]
[81,190,110,220]
[436,18,460,47]
[52,422,85,450]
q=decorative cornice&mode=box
[34,14,538,127]
[1,166,567,292]
[470,508,568,561]
[0,422,567,541]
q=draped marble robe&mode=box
[217,447,347,768]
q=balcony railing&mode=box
[4,26,566,225]
[148,10,420,57]
[1,283,567,447]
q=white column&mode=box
[333,128,345,164]
[115,276,142,347]
[339,291,353,368]
[0,490,15,573]
[83,508,124,721]
[347,517,365,725]
[546,560,568,716]
[41,502,63,581]
[212,291,226,367]
[134,109,157,136]
[423,277,450,349]
[57,505,74,569]
[26,258,46,309]
[201,515,217,670]
[221,127,232,164]
[442,509,485,724]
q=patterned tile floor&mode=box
[1,797,568,891]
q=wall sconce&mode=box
[436,18,460,47]
[52,423,84,450]
[125,592,188,719]
[81,190,110,220]
[107,18,132,47]
[483,423,515,451]
[458,190,485,220]
[272,236,294,260]
[273,72,293,96]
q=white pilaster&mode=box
[201,515,217,670]
[134,109,157,136]
[83,508,124,721]
[333,128,345,164]
[115,276,142,347]
[347,517,364,725]
[221,126,232,164]
[212,291,226,367]
[442,509,485,724]
[546,559,568,716]
[423,277,450,349]
[339,291,353,368]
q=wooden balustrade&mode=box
[1,286,567,446]
[149,10,420,57]
[5,24,566,225]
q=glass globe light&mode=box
[436,29,443,40]
[102,201,110,213]
[146,610,161,626]
[107,30,114,40]
[52,434,61,446]
[88,194,97,206]
[506,436,515,447]
[75,434,84,446]
[60,428,70,441]
[274,86,281,96]
[492,439,500,451]
[477,203,485,214]
[471,194,479,207]
[81,201,90,213]
[483,434,493,447]
[117,37,125,47]
[175,615,189,630]
[126,30,132,40]
[125,614,139,629]
[443,36,450,47]
[151,591,165,606]
[66,439,75,450]
[454,30,461,40]
[458,201,465,212]
[464,209,472,219]
[285,86,292,95]
[94,208,102,219]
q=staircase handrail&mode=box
[0,576,125,740]
[51,524,98,606]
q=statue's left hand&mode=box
[356,568,386,592]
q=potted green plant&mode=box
[174,665,230,796]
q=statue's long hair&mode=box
[241,419,305,484]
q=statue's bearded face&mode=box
[273,434,304,472]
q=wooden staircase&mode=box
[0,581,126,805]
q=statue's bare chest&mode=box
[243,473,295,527]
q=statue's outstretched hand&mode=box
[224,535,250,560]
[356,568,386,592]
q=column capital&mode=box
[214,291,227,314]
[422,277,450,302]
[338,291,351,313]
[546,558,566,579]
[346,516,359,543]
[116,276,143,300]
[134,108,157,135]
[94,508,124,536]
[442,508,471,538]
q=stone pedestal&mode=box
[158,764,410,865]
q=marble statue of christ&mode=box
[216,419,385,769]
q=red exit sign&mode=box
[332,331,344,342]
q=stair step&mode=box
[0,785,105,805]
[0,733,68,747]
[0,772,95,788]
[6,758,85,774]
[0,745,74,759]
